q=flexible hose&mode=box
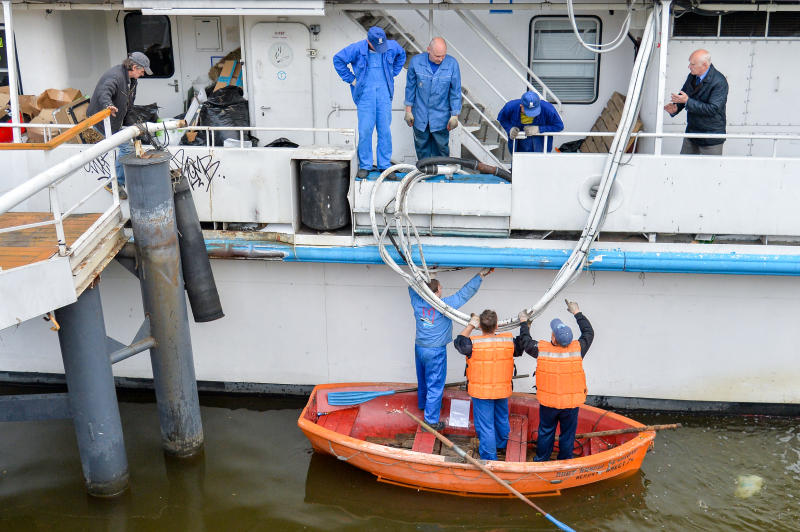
[370,13,655,329]
[415,157,512,182]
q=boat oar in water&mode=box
[327,374,530,406]
[404,409,575,532]
[575,423,681,439]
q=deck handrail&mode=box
[0,108,112,151]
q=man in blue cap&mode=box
[497,91,563,154]
[333,26,406,178]
[404,37,462,160]
[521,299,594,461]
[408,268,493,430]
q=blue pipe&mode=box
[203,239,800,276]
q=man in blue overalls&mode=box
[333,27,406,178]
[497,91,564,154]
[408,268,493,430]
[404,37,462,160]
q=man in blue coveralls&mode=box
[497,91,564,154]
[409,268,493,430]
[404,37,462,160]
[333,26,406,178]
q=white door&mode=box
[250,22,314,146]
[130,14,185,118]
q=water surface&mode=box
[0,392,797,531]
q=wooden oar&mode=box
[327,374,529,406]
[575,423,681,439]
[404,409,575,532]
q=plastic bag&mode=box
[199,86,251,147]
[265,137,299,148]
[129,103,160,124]
[559,139,584,153]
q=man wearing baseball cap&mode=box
[520,299,594,461]
[88,52,153,198]
[334,26,406,178]
[497,90,563,154]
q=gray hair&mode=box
[122,57,138,71]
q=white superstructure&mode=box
[1,0,799,412]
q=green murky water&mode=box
[0,391,798,531]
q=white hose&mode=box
[567,0,634,54]
[370,12,656,329]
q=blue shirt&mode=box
[333,39,406,104]
[404,54,462,132]
[428,59,440,74]
[408,275,482,348]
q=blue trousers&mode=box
[471,397,510,460]
[356,86,392,170]
[534,405,579,461]
[414,344,447,425]
[413,126,450,160]
[115,140,134,186]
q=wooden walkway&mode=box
[0,212,102,271]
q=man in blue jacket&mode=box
[497,91,563,153]
[404,37,462,160]
[409,268,493,429]
[333,27,406,178]
[664,49,728,155]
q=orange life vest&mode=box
[535,340,586,409]
[466,331,515,399]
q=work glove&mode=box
[524,125,539,136]
[518,310,529,323]
[404,109,414,127]
[565,299,580,315]
[447,115,459,131]
[479,267,494,278]
[350,79,357,87]
[469,314,480,328]
[508,127,520,140]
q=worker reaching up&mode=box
[408,268,493,430]
[524,299,595,461]
[454,309,536,460]
[497,91,563,154]
[333,26,406,178]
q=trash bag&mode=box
[265,137,299,148]
[199,86,251,147]
[130,103,160,123]
[559,139,584,153]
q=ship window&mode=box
[124,13,175,78]
[673,12,719,37]
[768,12,800,37]
[529,16,601,104]
[720,12,767,37]
[0,24,8,87]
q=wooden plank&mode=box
[505,414,529,462]
[411,424,436,454]
[0,212,102,271]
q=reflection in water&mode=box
[0,394,797,531]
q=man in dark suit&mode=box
[664,49,728,155]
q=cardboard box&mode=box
[36,88,82,111]
[26,108,58,143]
[18,95,40,119]
[0,92,9,120]
[53,96,103,144]
[213,60,243,92]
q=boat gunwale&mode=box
[298,382,656,474]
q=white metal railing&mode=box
[173,125,355,148]
[0,120,183,263]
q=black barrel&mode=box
[299,160,350,231]
[173,171,224,322]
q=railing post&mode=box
[48,185,68,256]
[655,0,672,156]
[103,116,120,206]
[124,150,204,458]
[55,282,129,497]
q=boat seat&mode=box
[318,407,359,436]
[411,424,436,454]
[505,414,528,462]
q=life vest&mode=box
[466,331,515,399]
[535,340,586,409]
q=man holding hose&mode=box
[408,268,493,430]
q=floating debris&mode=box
[734,474,764,498]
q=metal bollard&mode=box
[55,282,129,496]
[124,150,204,457]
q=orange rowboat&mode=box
[298,382,655,497]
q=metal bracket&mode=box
[307,48,318,58]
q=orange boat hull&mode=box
[298,382,655,496]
